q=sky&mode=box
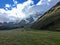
[0,0,60,23]
[0,0,40,10]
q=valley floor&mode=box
[0,29,60,45]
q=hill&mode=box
[31,2,60,31]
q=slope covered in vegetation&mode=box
[31,2,60,30]
[0,29,60,45]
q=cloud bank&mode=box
[0,0,60,23]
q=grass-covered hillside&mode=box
[0,29,60,45]
[31,2,60,30]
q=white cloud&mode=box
[0,0,34,22]
[5,4,11,8]
[48,0,51,2]
[0,9,6,13]
[36,0,42,5]
[36,0,51,5]
[26,0,60,17]
[13,0,18,4]
[0,0,60,23]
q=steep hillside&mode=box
[31,2,60,30]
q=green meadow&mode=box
[0,29,60,45]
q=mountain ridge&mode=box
[31,2,60,31]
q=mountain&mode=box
[31,2,60,31]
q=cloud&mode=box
[0,0,34,22]
[0,13,9,22]
[36,0,51,5]
[0,0,60,23]
[48,0,51,2]
[27,0,60,15]
[37,0,60,5]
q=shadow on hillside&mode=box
[0,26,24,30]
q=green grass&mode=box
[0,29,60,45]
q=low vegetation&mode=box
[31,2,60,30]
[0,29,60,45]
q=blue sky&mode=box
[0,0,39,9]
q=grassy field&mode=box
[0,29,60,45]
